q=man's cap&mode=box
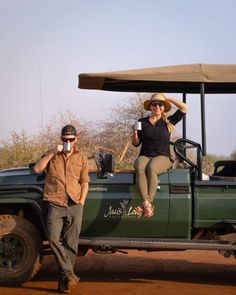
[61,125,77,137]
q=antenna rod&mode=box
[38,60,44,129]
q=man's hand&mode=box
[79,183,89,206]
[33,145,62,173]
[56,144,63,153]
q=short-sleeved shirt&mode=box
[43,146,90,207]
[133,110,185,158]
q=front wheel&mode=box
[0,214,43,286]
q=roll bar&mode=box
[174,138,202,180]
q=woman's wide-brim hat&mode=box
[143,93,172,112]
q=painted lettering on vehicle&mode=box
[104,199,142,219]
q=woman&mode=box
[132,93,188,218]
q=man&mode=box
[33,124,89,293]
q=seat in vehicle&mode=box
[210,160,236,181]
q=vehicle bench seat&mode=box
[210,160,236,181]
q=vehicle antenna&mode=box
[38,59,44,130]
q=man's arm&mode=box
[33,145,63,173]
[79,183,89,206]
[78,156,90,205]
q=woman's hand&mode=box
[132,126,140,146]
[166,97,188,113]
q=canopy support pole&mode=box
[182,93,187,139]
[200,83,207,156]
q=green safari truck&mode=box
[0,63,236,286]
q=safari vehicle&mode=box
[1,64,236,286]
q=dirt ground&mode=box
[1,249,236,295]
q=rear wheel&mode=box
[0,214,43,286]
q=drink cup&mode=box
[134,121,142,131]
[63,142,71,153]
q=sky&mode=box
[0,0,236,156]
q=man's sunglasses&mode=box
[62,137,76,142]
[151,102,164,107]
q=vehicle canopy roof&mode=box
[78,63,236,155]
[79,63,236,93]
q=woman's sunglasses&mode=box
[62,137,76,142]
[151,102,164,107]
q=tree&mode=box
[0,110,94,169]
[0,94,214,172]
[93,94,149,169]
[0,131,39,169]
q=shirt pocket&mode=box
[44,184,58,196]
[71,162,82,179]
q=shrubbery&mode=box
[0,96,234,173]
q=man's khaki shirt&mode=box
[43,148,90,206]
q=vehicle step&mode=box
[79,237,236,251]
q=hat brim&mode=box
[143,99,172,112]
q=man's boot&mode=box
[57,276,70,294]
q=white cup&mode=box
[134,121,142,131]
[63,142,71,153]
